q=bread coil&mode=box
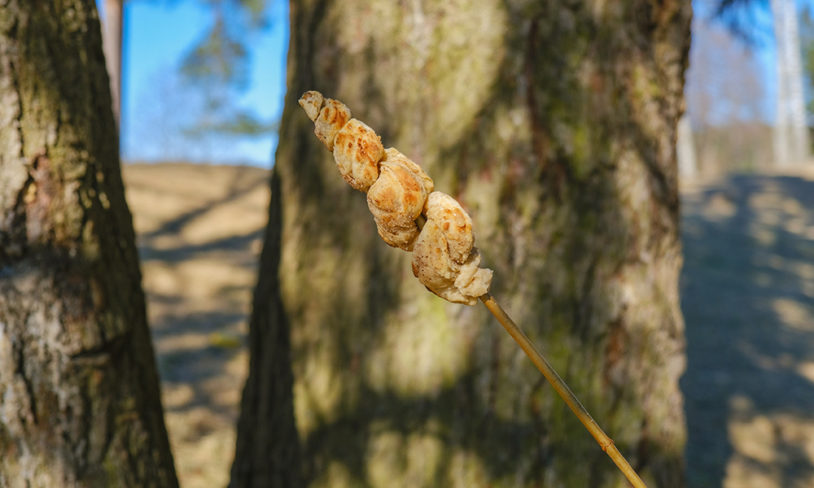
[367,148,434,250]
[333,119,384,192]
[411,192,492,305]
[313,98,351,150]
[298,90,324,121]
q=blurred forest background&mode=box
[102,0,814,175]
[2,0,814,486]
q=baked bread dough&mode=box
[298,91,492,305]
[298,90,324,121]
[333,119,384,192]
[424,192,473,263]
[411,192,493,304]
[313,98,351,150]
[367,148,434,250]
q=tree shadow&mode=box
[298,373,574,486]
[681,173,814,487]
[139,230,263,269]
[133,165,268,242]
[124,164,269,437]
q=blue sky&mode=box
[97,0,810,165]
[97,0,289,166]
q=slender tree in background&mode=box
[99,0,277,148]
[678,115,698,179]
[233,1,690,487]
[103,0,123,127]
[771,0,810,166]
[774,0,792,165]
[0,1,178,485]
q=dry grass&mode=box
[122,162,814,487]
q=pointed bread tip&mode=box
[298,90,324,121]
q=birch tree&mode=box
[772,0,810,166]
[103,0,123,127]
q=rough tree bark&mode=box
[233,1,690,487]
[0,1,178,486]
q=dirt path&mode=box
[681,170,814,487]
[124,163,269,487]
[123,163,814,487]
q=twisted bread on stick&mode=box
[299,92,647,486]
[298,90,492,305]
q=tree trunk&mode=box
[0,1,177,486]
[773,0,791,168]
[678,115,697,179]
[102,0,123,128]
[234,1,690,487]
[772,0,809,166]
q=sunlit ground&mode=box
[681,166,814,488]
[123,163,269,487]
[122,162,814,486]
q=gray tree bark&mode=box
[0,1,178,486]
[771,0,809,166]
[102,0,123,128]
[678,115,698,179]
[233,1,691,487]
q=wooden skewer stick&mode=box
[479,293,647,488]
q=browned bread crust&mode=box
[298,91,492,304]
[367,148,433,250]
[412,192,492,304]
[333,119,384,192]
[314,98,351,150]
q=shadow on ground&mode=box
[123,163,814,487]
[681,173,814,488]
[123,163,270,487]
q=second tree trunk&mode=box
[234,1,691,486]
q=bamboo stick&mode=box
[479,294,647,488]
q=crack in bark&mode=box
[13,340,38,425]
[487,327,500,412]
[0,14,30,265]
[524,16,546,171]
[69,329,129,365]
[9,61,25,165]
[0,170,33,265]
